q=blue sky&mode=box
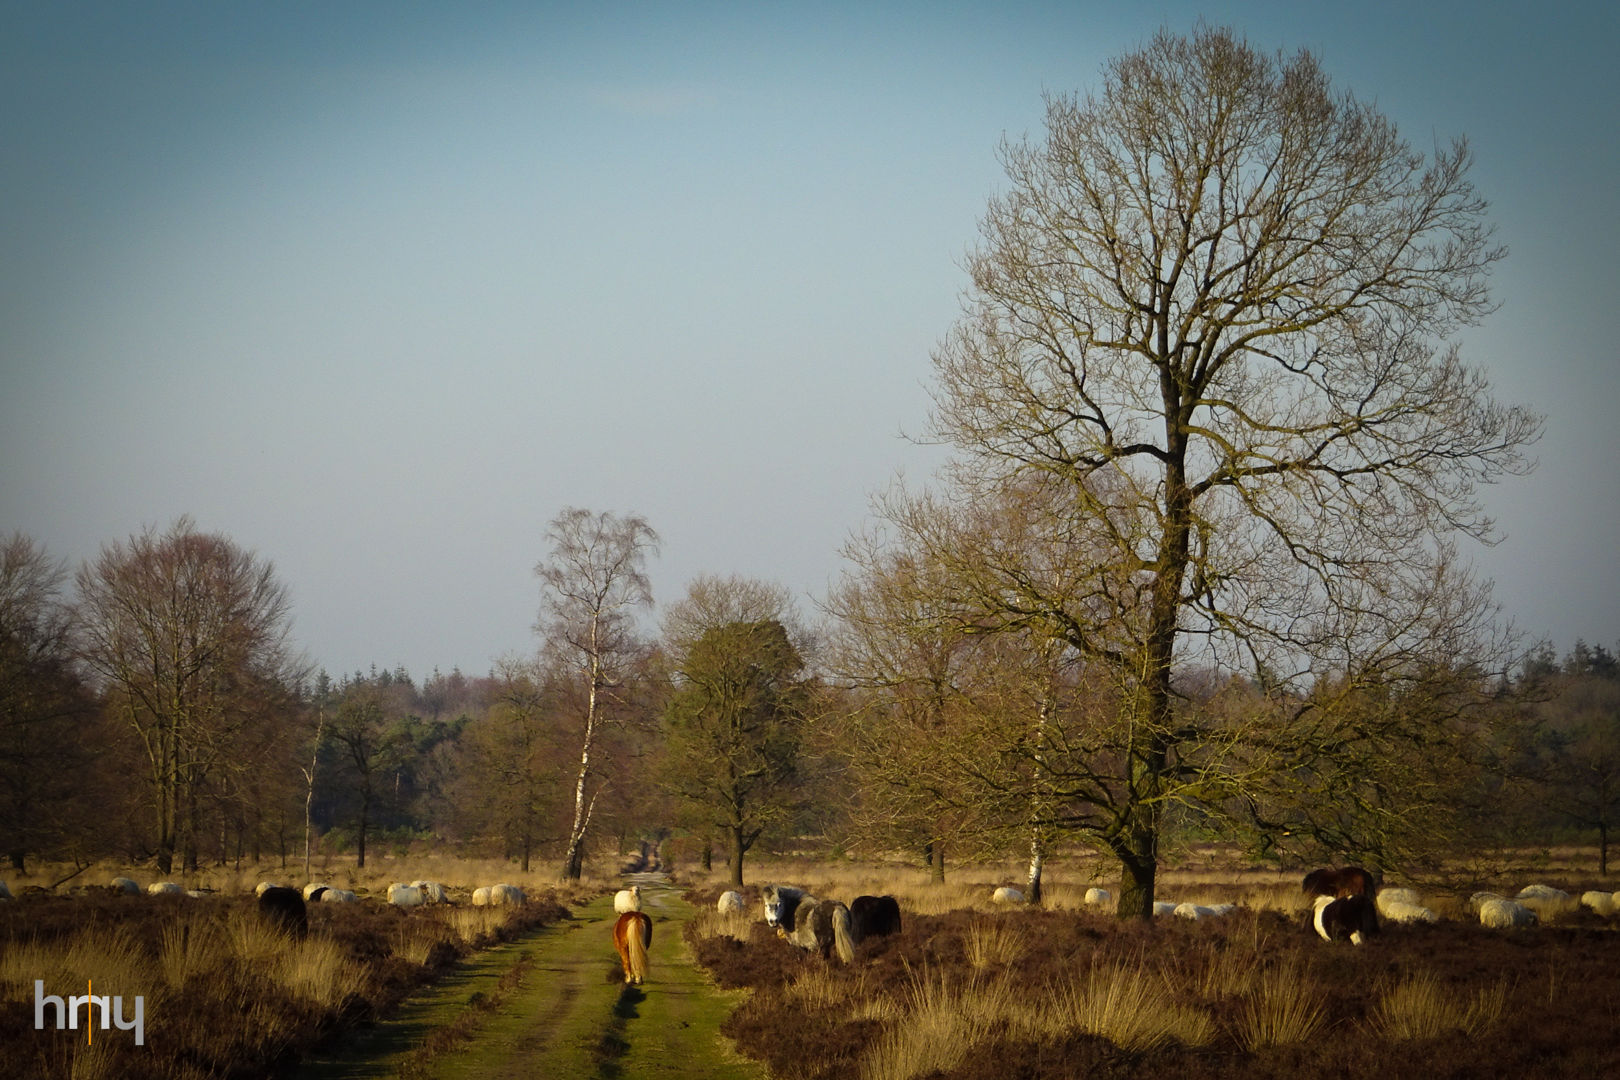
[3,1,1616,679]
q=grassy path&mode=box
[294,874,764,1080]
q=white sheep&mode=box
[147,882,183,896]
[1376,887,1423,910]
[1478,897,1538,928]
[1381,900,1437,924]
[409,880,447,904]
[1580,890,1617,916]
[1375,887,1436,924]
[1516,884,1569,902]
[991,886,1025,905]
[319,888,358,903]
[717,890,745,914]
[302,882,331,901]
[1152,901,1177,916]
[1173,902,1214,920]
[488,883,525,906]
[387,883,425,908]
[109,877,140,895]
[254,881,281,897]
[471,886,492,907]
[614,885,642,913]
[1083,887,1112,906]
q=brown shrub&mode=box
[687,897,1620,1080]
[0,888,569,1079]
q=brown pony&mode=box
[1301,865,1378,899]
[613,911,652,985]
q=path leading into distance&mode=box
[295,873,765,1080]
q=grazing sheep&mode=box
[1580,890,1617,917]
[302,882,331,901]
[991,886,1025,905]
[1152,901,1177,916]
[471,886,492,906]
[1174,902,1214,920]
[254,881,281,897]
[1083,887,1112,906]
[388,883,425,908]
[488,883,525,906]
[147,882,183,896]
[109,877,140,896]
[1478,897,1538,929]
[614,885,642,913]
[409,880,448,904]
[1516,884,1569,902]
[1375,887,1436,924]
[717,890,745,914]
[318,888,358,903]
[1380,899,1437,924]
[257,885,308,939]
[1377,887,1423,910]
[1313,894,1380,944]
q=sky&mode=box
[3,1,1616,681]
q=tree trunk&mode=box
[1116,843,1158,920]
[730,824,747,887]
[927,840,945,883]
[1026,842,1045,906]
[562,662,602,882]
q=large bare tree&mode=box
[75,517,300,873]
[907,26,1539,916]
[535,507,659,880]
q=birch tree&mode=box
[535,507,658,880]
[907,26,1539,916]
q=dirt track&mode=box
[294,874,764,1080]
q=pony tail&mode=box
[628,914,650,983]
[833,904,855,964]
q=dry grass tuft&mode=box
[963,917,1027,969]
[688,906,755,944]
[1042,960,1216,1051]
[860,969,1023,1080]
[1235,958,1328,1050]
[1370,970,1508,1041]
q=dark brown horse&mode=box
[613,911,652,984]
[849,895,902,943]
[1301,865,1378,899]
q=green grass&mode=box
[293,881,764,1080]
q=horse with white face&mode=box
[762,883,806,930]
